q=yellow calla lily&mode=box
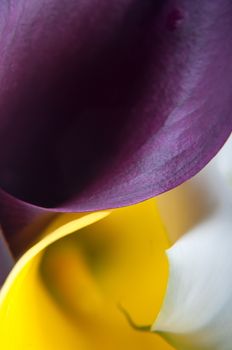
[0,199,173,350]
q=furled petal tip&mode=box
[153,143,232,350]
[0,0,231,212]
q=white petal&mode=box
[153,145,232,350]
[216,135,232,186]
[156,161,230,243]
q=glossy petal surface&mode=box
[0,200,172,349]
[153,148,232,349]
[0,1,231,211]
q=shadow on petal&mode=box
[0,1,231,210]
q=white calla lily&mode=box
[153,142,232,350]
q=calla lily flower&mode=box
[153,138,232,350]
[0,138,231,349]
[0,0,231,222]
[0,200,173,349]
[0,1,232,348]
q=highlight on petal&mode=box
[0,199,173,350]
[153,147,232,349]
[0,1,231,211]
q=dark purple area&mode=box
[0,0,231,216]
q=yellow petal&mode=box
[0,200,173,350]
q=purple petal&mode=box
[0,226,14,285]
[0,189,55,255]
[0,0,231,212]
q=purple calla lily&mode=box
[0,0,231,230]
